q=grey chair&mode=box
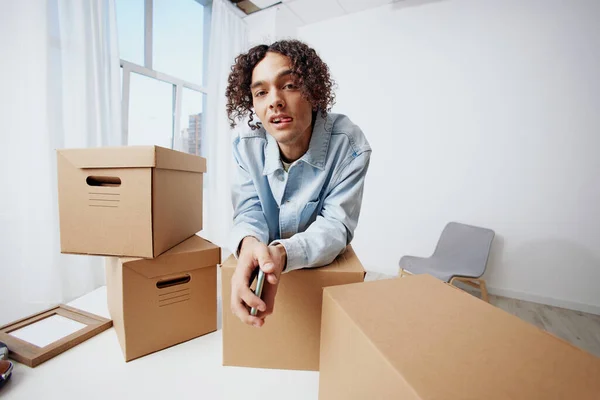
[399,222,495,302]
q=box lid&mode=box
[317,246,364,273]
[324,274,600,399]
[57,145,206,173]
[122,235,220,278]
[221,245,364,274]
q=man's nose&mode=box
[268,90,285,109]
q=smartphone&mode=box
[250,269,265,316]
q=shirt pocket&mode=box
[299,199,320,231]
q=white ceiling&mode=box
[250,0,397,26]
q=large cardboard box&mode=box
[319,274,600,399]
[57,145,206,258]
[106,235,220,362]
[221,245,365,371]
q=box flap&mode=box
[122,235,220,278]
[56,146,206,173]
[154,145,206,173]
[324,274,600,399]
[220,245,364,274]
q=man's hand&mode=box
[231,237,287,327]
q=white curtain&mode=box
[0,0,121,325]
[201,0,248,256]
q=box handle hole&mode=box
[156,275,191,289]
[86,176,121,187]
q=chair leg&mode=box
[399,268,412,278]
[479,279,489,303]
[450,277,489,303]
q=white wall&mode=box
[245,5,302,46]
[292,0,600,313]
[245,7,277,46]
[273,5,303,41]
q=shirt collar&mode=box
[262,111,332,176]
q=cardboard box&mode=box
[57,145,206,258]
[221,245,365,371]
[106,235,220,362]
[319,274,600,400]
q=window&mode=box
[180,88,205,156]
[116,0,211,155]
[153,0,205,85]
[128,73,174,148]
[115,0,144,66]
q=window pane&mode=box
[153,0,204,85]
[128,73,174,148]
[115,0,145,65]
[179,88,205,156]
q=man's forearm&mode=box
[272,216,347,272]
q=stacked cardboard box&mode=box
[57,145,220,362]
[221,245,366,370]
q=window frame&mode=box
[120,0,211,150]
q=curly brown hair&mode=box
[225,40,336,129]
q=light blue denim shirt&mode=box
[229,112,371,272]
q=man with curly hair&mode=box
[226,40,371,328]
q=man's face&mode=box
[251,52,313,148]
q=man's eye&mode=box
[255,91,266,97]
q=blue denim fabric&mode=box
[229,112,371,272]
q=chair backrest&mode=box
[432,222,495,277]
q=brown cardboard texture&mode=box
[319,274,600,400]
[57,145,206,258]
[221,245,365,371]
[106,235,220,362]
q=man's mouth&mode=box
[271,117,293,125]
